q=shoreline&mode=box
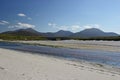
[1,47,120,75]
[6,40,120,52]
[0,48,120,80]
[0,40,120,68]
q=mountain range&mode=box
[1,28,119,38]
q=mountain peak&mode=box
[71,28,119,38]
[82,28,103,32]
[57,30,72,33]
[86,28,100,30]
[24,28,38,33]
[53,30,73,37]
[2,28,41,36]
[25,28,35,31]
[17,28,36,31]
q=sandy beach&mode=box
[0,48,120,80]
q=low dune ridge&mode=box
[0,48,120,80]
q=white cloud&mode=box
[48,23,81,32]
[17,22,35,28]
[71,25,81,31]
[48,23,57,27]
[48,23,101,32]
[17,13,32,20]
[0,20,9,25]
[27,17,32,20]
[18,13,26,17]
[57,26,69,30]
[9,22,35,28]
[84,24,100,29]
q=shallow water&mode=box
[0,42,120,68]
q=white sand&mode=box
[0,48,120,80]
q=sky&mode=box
[0,0,120,33]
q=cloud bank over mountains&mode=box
[48,22,101,32]
[8,22,35,29]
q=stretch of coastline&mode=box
[0,40,120,80]
[0,48,120,80]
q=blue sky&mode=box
[0,0,120,33]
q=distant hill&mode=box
[1,28,119,38]
[42,30,73,37]
[1,28,41,36]
[55,30,73,37]
[71,28,119,38]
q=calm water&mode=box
[0,42,120,68]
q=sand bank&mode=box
[11,40,120,52]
